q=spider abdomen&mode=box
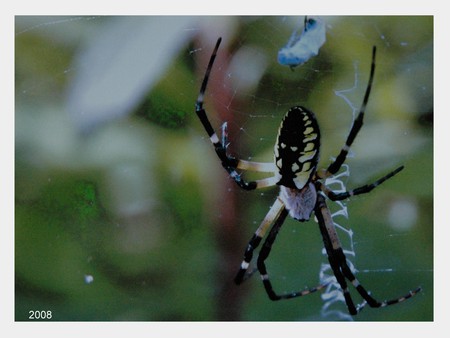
[274,106,321,189]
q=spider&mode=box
[195,37,421,315]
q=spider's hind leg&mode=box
[318,46,377,179]
[194,38,258,191]
[319,165,404,201]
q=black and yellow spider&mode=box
[195,37,421,315]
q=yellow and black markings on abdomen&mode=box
[274,106,321,189]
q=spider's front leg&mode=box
[235,197,328,300]
[314,192,421,315]
[256,208,327,300]
[234,197,286,284]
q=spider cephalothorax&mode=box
[194,37,421,315]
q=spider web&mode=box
[186,16,433,321]
[14,15,433,322]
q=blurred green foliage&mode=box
[137,55,196,129]
[15,16,432,321]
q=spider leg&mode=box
[256,207,327,300]
[336,247,422,310]
[220,122,279,188]
[234,197,285,284]
[315,192,421,315]
[235,197,328,299]
[237,159,277,172]
[325,248,360,314]
[195,38,278,190]
[318,46,376,179]
[315,192,359,314]
[319,165,404,201]
[222,122,278,176]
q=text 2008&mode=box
[28,310,52,320]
